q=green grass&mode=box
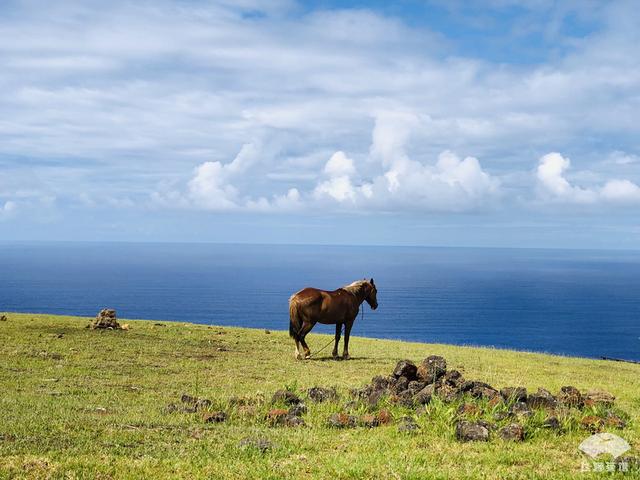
[1,312,639,479]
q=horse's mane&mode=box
[341,279,369,296]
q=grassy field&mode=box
[1,312,639,479]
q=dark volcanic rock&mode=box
[435,383,461,403]
[499,423,525,441]
[359,414,380,428]
[266,409,289,426]
[581,415,604,433]
[288,403,307,416]
[284,415,305,427]
[455,420,489,442]
[393,376,410,394]
[367,389,386,407]
[202,411,227,423]
[542,416,561,430]
[442,370,465,388]
[407,380,427,394]
[583,390,615,407]
[509,401,532,417]
[272,390,301,406]
[465,382,499,400]
[180,394,211,411]
[500,387,527,403]
[527,388,557,409]
[414,384,434,405]
[327,413,358,429]
[416,356,447,383]
[557,386,583,408]
[393,360,418,380]
[392,390,415,408]
[371,375,391,391]
[307,386,338,403]
[605,412,627,429]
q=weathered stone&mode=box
[288,403,307,417]
[202,411,227,423]
[414,384,434,405]
[327,413,357,428]
[266,408,289,426]
[487,396,502,408]
[442,370,464,388]
[366,389,385,407]
[605,412,627,429]
[468,382,499,400]
[527,388,557,409]
[416,356,447,383]
[436,383,461,403]
[239,437,275,453]
[455,420,489,442]
[377,409,393,425]
[457,403,481,416]
[91,309,120,330]
[557,386,583,408]
[284,414,305,427]
[271,390,301,406]
[499,423,525,441]
[393,360,418,380]
[391,390,415,408]
[500,387,527,403]
[180,394,211,411]
[398,416,419,433]
[542,416,561,430]
[371,375,391,391]
[583,390,615,407]
[359,414,379,428]
[509,401,532,417]
[407,380,427,394]
[307,386,338,403]
[393,376,410,394]
[581,415,604,433]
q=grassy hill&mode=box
[1,312,639,479]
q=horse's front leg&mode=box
[343,318,355,360]
[332,323,342,359]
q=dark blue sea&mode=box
[1,242,639,361]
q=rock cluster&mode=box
[348,355,625,441]
[91,309,120,330]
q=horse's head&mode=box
[365,278,378,310]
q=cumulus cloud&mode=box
[536,152,640,205]
[0,200,17,220]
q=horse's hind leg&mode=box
[298,321,314,359]
[294,339,303,360]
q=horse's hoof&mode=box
[304,354,311,360]
[342,354,350,360]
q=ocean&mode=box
[1,242,638,361]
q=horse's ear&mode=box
[370,278,375,286]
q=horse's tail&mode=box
[289,295,302,341]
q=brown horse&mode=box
[289,278,378,360]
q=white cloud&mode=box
[536,152,640,205]
[0,200,17,220]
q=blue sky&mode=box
[1,0,639,248]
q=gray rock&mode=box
[414,384,434,405]
[307,386,338,403]
[499,423,525,441]
[398,416,419,433]
[288,403,307,416]
[455,420,489,442]
[557,386,583,408]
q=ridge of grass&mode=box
[1,312,639,479]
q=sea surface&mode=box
[1,242,639,361]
